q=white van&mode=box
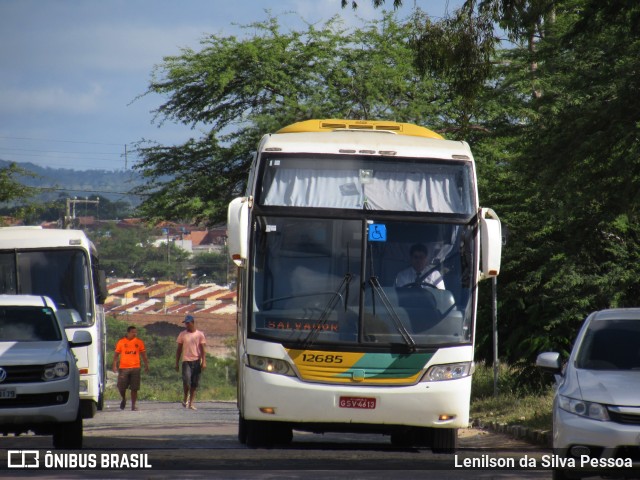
[0,295,92,448]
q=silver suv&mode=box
[0,295,91,449]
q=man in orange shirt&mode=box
[113,326,149,411]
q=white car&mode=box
[537,308,640,479]
[0,295,91,448]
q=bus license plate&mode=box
[0,389,16,399]
[339,396,376,409]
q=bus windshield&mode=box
[259,155,475,215]
[250,217,475,348]
[0,249,92,326]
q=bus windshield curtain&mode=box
[261,166,471,214]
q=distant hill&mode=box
[0,159,146,207]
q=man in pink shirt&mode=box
[175,315,207,410]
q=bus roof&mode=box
[262,121,472,161]
[276,119,444,139]
[0,227,95,252]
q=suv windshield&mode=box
[576,319,640,370]
[0,306,62,342]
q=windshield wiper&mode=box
[368,276,416,352]
[301,273,353,349]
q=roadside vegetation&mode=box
[105,316,236,403]
[106,315,553,431]
[471,362,554,432]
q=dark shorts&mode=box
[117,368,141,391]
[182,360,202,388]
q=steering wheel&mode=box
[399,281,438,290]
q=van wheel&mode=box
[431,428,457,454]
[53,411,83,449]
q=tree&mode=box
[495,0,640,361]
[134,14,455,225]
[92,225,190,283]
[191,251,229,286]
[0,163,38,222]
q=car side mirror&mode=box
[536,351,562,374]
[69,330,92,348]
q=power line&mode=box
[0,135,127,147]
[0,147,125,156]
[37,187,148,197]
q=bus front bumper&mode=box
[241,366,471,429]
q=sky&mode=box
[0,0,459,171]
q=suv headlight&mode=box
[42,362,69,381]
[423,362,473,381]
[247,355,296,377]
[558,395,609,421]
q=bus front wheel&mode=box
[245,420,292,448]
[238,415,247,444]
[431,427,458,454]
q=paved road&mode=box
[0,401,555,479]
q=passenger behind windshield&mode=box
[395,243,445,290]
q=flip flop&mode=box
[188,404,197,410]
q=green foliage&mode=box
[471,362,553,431]
[191,251,230,285]
[91,225,190,282]
[490,0,640,371]
[0,163,37,207]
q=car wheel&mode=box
[53,410,83,449]
[552,469,578,480]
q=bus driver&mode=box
[395,243,445,290]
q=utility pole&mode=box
[64,197,99,229]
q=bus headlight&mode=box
[42,362,69,381]
[247,355,296,377]
[423,362,472,382]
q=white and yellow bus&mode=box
[228,119,502,451]
[0,227,108,418]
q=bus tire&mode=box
[245,420,269,448]
[238,415,247,444]
[431,427,457,454]
[53,410,83,449]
